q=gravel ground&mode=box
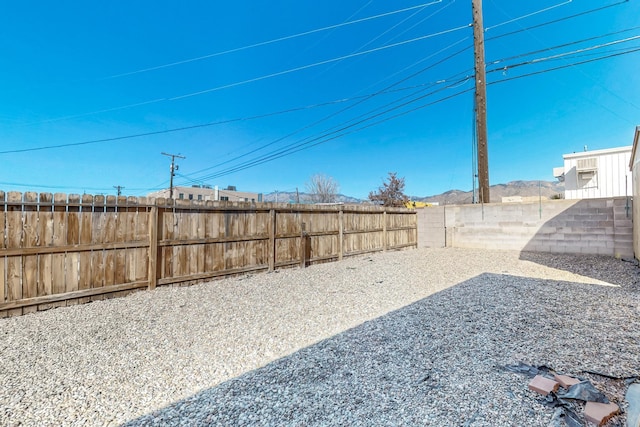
[1,247,639,426]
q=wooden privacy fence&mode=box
[0,191,417,317]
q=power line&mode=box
[180,38,475,179]
[486,0,640,115]
[488,45,640,84]
[0,80,461,156]
[7,45,639,193]
[18,23,471,127]
[168,24,471,100]
[104,1,444,79]
[487,35,640,73]
[19,1,615,128]
[181,75,474,182]
[5,31,637,160]
[486,0,630,41]
[484,0,573,32]
[178,86,475,183]
[180,44,640,182]
[314,0,457,79]
[487,25,640,67]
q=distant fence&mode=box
[0,191,417,317]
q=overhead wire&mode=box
[3,27,635,159]
[487,25,640,66]
[312,0,457,79]
[3,1,634,168]
[16,22,471,127]
[180,74,474,182]
[486,0,630,41]
[0,79,464,156]
[168,24,471,100]
[180,36,475,179]
[487,0,640,117]
[488,46,640,84]
[17,1,615,128]
[183,43,640,182]
[487,35,640,73]
[484,0,573,32]
[12,33,636,192]
[104,1,444,79]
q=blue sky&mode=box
[1,0,639,199]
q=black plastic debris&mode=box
[563,408,583,427]
[503,362,552,378]
[503,363,621,426]
[557,381,610,404]
[550,407,583,427]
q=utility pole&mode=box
[113,185,124,196]
[472,0,490,203]
[161,152,186,200]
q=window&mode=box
[189,194,193,200]
[197,195,202,201]
[178,193,184,199]
[220,196,229,201]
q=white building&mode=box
[553,146,633,200]
[148,185,262,202]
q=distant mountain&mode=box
[413,180,565,205]
[263,180,564,206]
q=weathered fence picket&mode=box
[0,192,417,317]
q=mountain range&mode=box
[263,180,565,205]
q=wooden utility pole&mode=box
[472,0,490,203]
[113,185,124,196]
[161,152,186,200]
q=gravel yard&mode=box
[1,247,639,426]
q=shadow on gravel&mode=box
[518,251,638,288]
[123,273,640,426]
[518,198,637,288]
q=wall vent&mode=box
[577,157,597,171]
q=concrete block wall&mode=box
[417,198,633,258]
[416,206,445,248]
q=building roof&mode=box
[630,126,640,171]
[563,145,632,160]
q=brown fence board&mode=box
[6,192,23,315]
[0,194,416,316]
[91,195,106,292]
[22,193,39,302]
[0,192,4,308]
[36,193,54,309]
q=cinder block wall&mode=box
[416,206,445,248]
[417,198,633,258]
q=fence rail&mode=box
[1,191,417,317]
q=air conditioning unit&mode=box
[576,157,597,172]
[576,158,598,188]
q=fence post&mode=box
[300,222,310,268]
[383,210,388,251]
[338,207,344,261]
[148,205,158,290]
[268,208,276,271]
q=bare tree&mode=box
[305,173,339,203]
[369,172,408,207]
